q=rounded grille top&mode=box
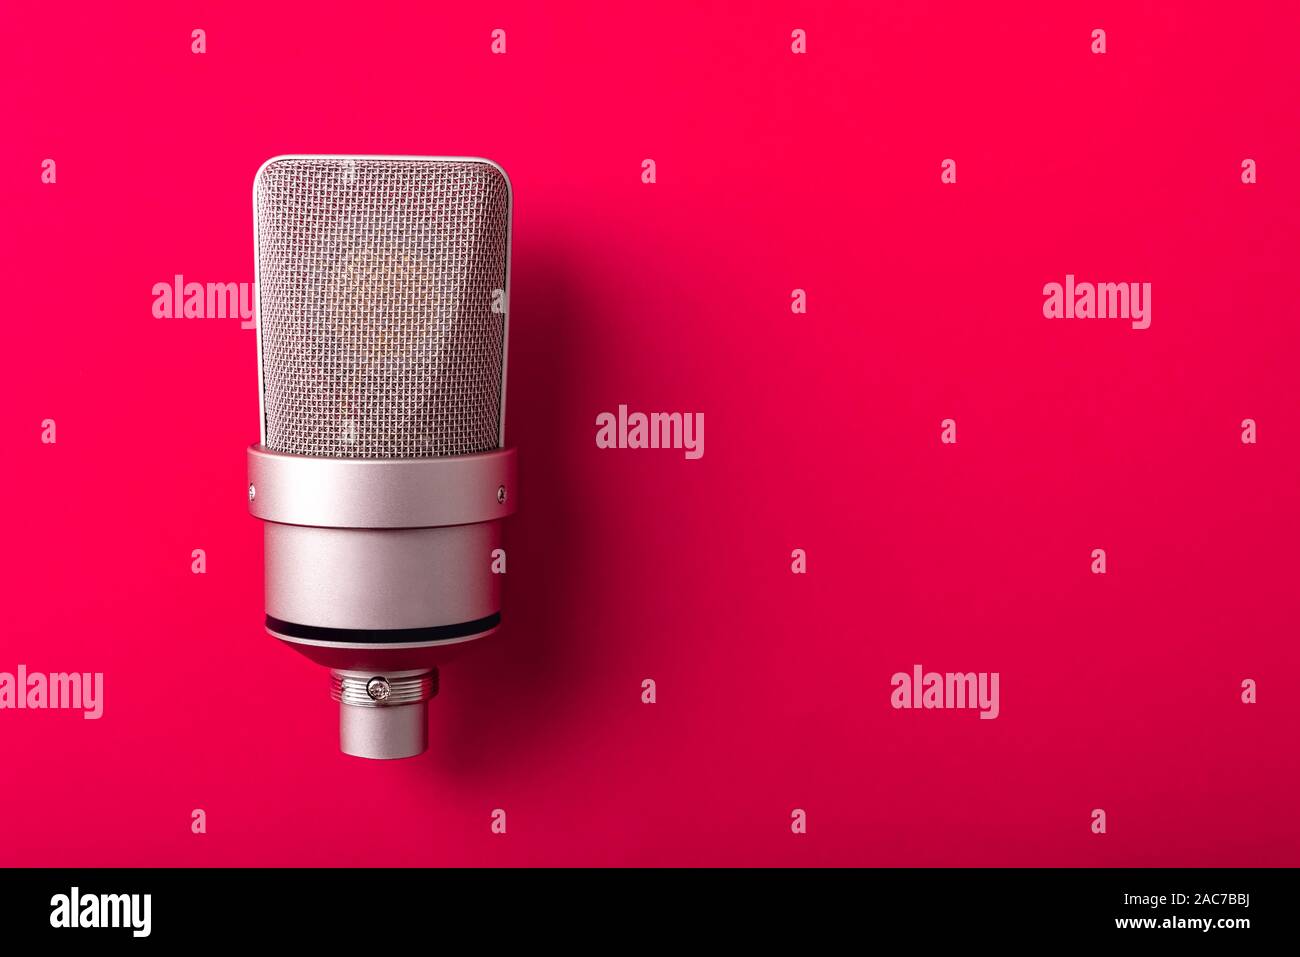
[254,156,510,458]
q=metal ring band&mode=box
[330,672,437,707]
[248,445,518,529]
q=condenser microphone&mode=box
[247,155,517,760]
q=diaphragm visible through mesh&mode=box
[254,158,509,458]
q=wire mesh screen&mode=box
[254,157,509,458]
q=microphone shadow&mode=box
[428,248,591,776]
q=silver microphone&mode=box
[247,155,517,759]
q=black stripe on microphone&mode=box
[266,613,501,644]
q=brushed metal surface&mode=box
[247,445,517,529]
[265,522,503,630]
[339,699,429,759]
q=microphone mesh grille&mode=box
[254,157,509,458]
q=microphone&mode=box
[247,156,517,759]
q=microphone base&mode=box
[331,669,437,760]
[248,445,517,761]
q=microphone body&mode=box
[247,156,516,759]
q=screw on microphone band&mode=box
[331,671,437,708]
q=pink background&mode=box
[3,1,1298,866]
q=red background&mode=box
[2,1,1298,866]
